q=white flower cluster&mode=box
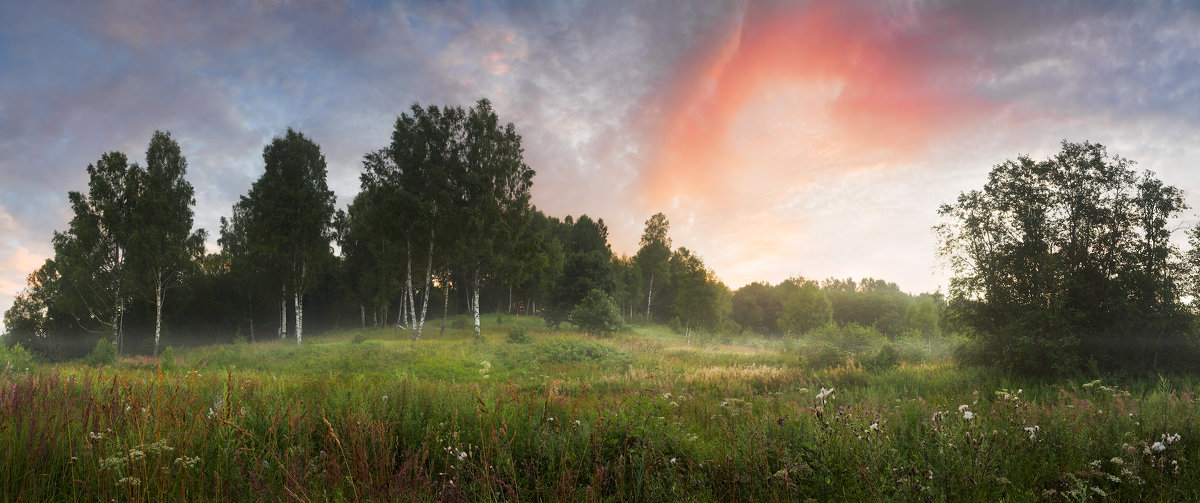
[958,404,974,420]
[1023,425,1040,441]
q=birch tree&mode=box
[243,129,335,345]
[51,152,137,352]
[127,131,206,356]
[635,213,671,322]
[456,99,534,339]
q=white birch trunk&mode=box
[413,229,435,340]
[646,273,654,320]
[404,237,416,331]
[472,269,482,340]
[440,280,450,336]
[294,291,303,345]
[279,294,286,339]
[154,281,163,356]
[360,305,366,328]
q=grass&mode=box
[1,314,1198,501]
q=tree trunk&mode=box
[294,291,303,345]
[645,273,655,320]
[360,305,366,328]
[440,281,449,336]
[154,280,163,356]
[279,294,286,339]
[413,228,435,341]
[472,270,482,340]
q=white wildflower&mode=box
[958,404,969,412]
[816,387,835,402]
[1110,457,1124,466]
[1151,441,1166,453]
[869,422,880,432]
[962,410,974,420]
[1023,425,1040,440]
[669,457,677,465]
[1163,433,1181,444]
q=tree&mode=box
[938,141,1193,374]
[669,248,732,341]
[243,129,336,345]
[51,152,138,352]
[635,213,671,321]
[778,277,832,336]
[127,131,206,355]
[456,99,535,339]
[732,281,782,336]
[571,289,623,337]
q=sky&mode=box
[3,0,1200,331]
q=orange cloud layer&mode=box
[641,0,995,206]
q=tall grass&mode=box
[1,317,1198,501]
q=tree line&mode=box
[9,107,1189,376]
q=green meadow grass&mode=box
[2,315,1198,501]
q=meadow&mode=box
[1,316,1197,502]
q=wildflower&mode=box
[458,450,468,462]
[1110,457,1124,466]
[1150,441,1166,453]
[1023,425,1040,440]
[1163,433,1181,444]
[963,410,974,420]
[574,420,581,426]
[869,422,880,432]
[816,387,835,402]
[382,395,388,401]
[669,457,677,465]
[958,404,969,412]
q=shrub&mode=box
[865,343,899,373]
[801,340,844,369]
[571,289,623,337]
[351,332,367,344]
[535,337,630,367]
[0,343,36,372]
[810,323,886,358]
[506,326,531,344]
[668,316,684,334]
[85,338,117,366]
[160,346,177,371]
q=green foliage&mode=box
[668,316,684,334]
[0,343,36,372]
[799,339,844,369]
[506,326,530,344]
[809,323,886,359]
[778,278,832,336]
[571,289,623,337]
[84,338,117,366]
[159,345,176,371]
[939,141,1195,375]
[533,337,629,367]
[351,332,367,344]
[865,343,899,373]
[731,282,782,336]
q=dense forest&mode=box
[5,102,1200,376]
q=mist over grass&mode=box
[1,315,1198,501]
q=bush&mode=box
[85,338,117,366]
[865,343,899,373]
[571,289,623,337]
[160,346,177,371]
[809,323,886,358]
[351,332,367,344]
[535,337,630,367]
[801,340,844,369]
[506,326,531,344]
[668,316,684,335]
[0,343,36,372]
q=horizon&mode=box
[5,0,1200,331]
